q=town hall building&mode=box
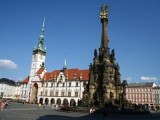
[21,17,89,106]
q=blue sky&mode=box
[0,0,160,84]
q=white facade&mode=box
[21,18,89,105]
[29,53,46,83]
[0,83,15,98]
[152,87,160,105]
[20,83,30,102]
[36,71,87,105]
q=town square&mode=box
[0,0,160,119]
[0,102,160,120]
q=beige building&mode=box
[126,82,156,106]
[152,86,160,105]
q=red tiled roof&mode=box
[22,76,29,84]
[36,67,45,75]
[79,69,89,80]
[43,68,89,81]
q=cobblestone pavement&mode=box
[0,102,160,120]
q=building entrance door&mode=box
[31,83,38,103]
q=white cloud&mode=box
[125,77,132,81]
[140,76,158,81]
[0,59,18,70]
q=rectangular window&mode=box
[51,83,53,87]
[61,92,64,96]
[46,83,48,87]
[76,82,78,87]
[83,82,86,87]
[45,91,48,96]
[41,91,43,96]
[63,83,65,87]
[68,92,71,97]
[75,92,78,97]
[69,82,71,87]
[50,91,53,96]
[56,92,58,96]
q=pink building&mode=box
[126,82,156,106]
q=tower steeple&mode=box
[63,57,67,70]
[37,17,46,52]
[30,17,47,82]
[100,4,109,49]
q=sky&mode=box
[0,0,160,84]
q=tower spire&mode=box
[63,57,67,70]
[37,17,46,51]
[100,4,109,49]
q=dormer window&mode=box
[80,73,82,80]
[73,74,76,79]
[50,75,52,79]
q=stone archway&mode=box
[70,99,76,106]
[39,98,43,104]
[63,99,69,106]
[51,98,55,104]
[45,98,49,105]
[31,83,38,103]
[57,98,61,105]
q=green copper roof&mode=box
[34,17,46,53]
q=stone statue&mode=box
[94,49,98,58]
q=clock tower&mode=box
[29,17,46,83]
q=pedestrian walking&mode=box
[1,101,5,111]
[43,103,46,109]
[38,103,41,110]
